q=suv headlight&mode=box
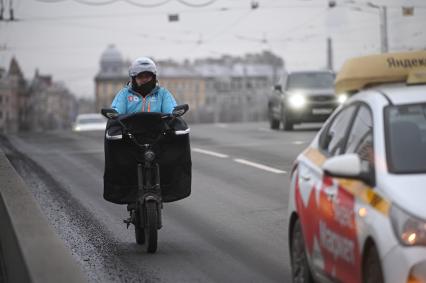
[391,204,426,246]
[288,94,306,109]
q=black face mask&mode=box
[132,77,157,96]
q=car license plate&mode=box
[312,108,333,115]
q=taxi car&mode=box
[288,51,426,283]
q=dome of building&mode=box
[99,44,125,75]
[100,44,123,63]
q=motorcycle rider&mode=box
[111,57,177,114]
[109,57,179,231]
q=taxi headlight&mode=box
[74,126,81,132]
[288,94,306,109]
[337,94,348,104]
[391,204,426,246]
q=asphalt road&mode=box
[4,122,320,283]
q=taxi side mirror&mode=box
[323,154,375,186]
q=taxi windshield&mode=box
[385,103,426,174]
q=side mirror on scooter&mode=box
[101,108,119,119]
[172,104,189,117]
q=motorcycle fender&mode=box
[145,196,157,202]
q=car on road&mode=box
[73,113,107,132]
[287,51,426,283]
[268,70,346,131]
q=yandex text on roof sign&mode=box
[387,57,426,68]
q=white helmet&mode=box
[129,57,157,77]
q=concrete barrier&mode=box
[0,149,87,283]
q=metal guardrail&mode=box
[0,149,87,283]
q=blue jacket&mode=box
[111,85,177,114]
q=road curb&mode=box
[0,148,87,283]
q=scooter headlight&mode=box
[144,150,155,162]
[391,204,426,246]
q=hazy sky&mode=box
[1,0,425,98]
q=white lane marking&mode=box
[192,148,229,158]
[233,158,287,174]
[214,123,229,128]
[292,141,306,145]
[32,149,104,155]
[257,127,271,132]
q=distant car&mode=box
[73,113,107,132]
[268,70,346,131]
[288,51,426,283]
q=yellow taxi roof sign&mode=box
[335,50,426,94]
[407,69,426,84]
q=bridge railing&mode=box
[0,149,87,283]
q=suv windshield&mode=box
[287,72,334,90]
[385,103,426,174]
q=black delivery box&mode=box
[103,112,191,204]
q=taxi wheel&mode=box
[362,244,384,283]
[290,219,313,283]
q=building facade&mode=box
[0,58,77,133]
[28,74,77,131]
[94,44,128,112]
[0,58,26,133]
[156,60,207,122]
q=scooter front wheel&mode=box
[144,202,158,253]
[134,209,145,245]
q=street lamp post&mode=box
[366,2,388,53]
[329,1,389,53]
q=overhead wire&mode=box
[34,0,67,2]
[32,0,336,9]
[184,7,254,57]
[34,0,218,7]
[73,0,117,6]
[176,0,216,7]
[124,0,172,8]
[12,1,273,46]
[17,4,327,22]
[274,8,328,39]
[204,9,253,42]
[12,1,425,48]
[6,0,426,53]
